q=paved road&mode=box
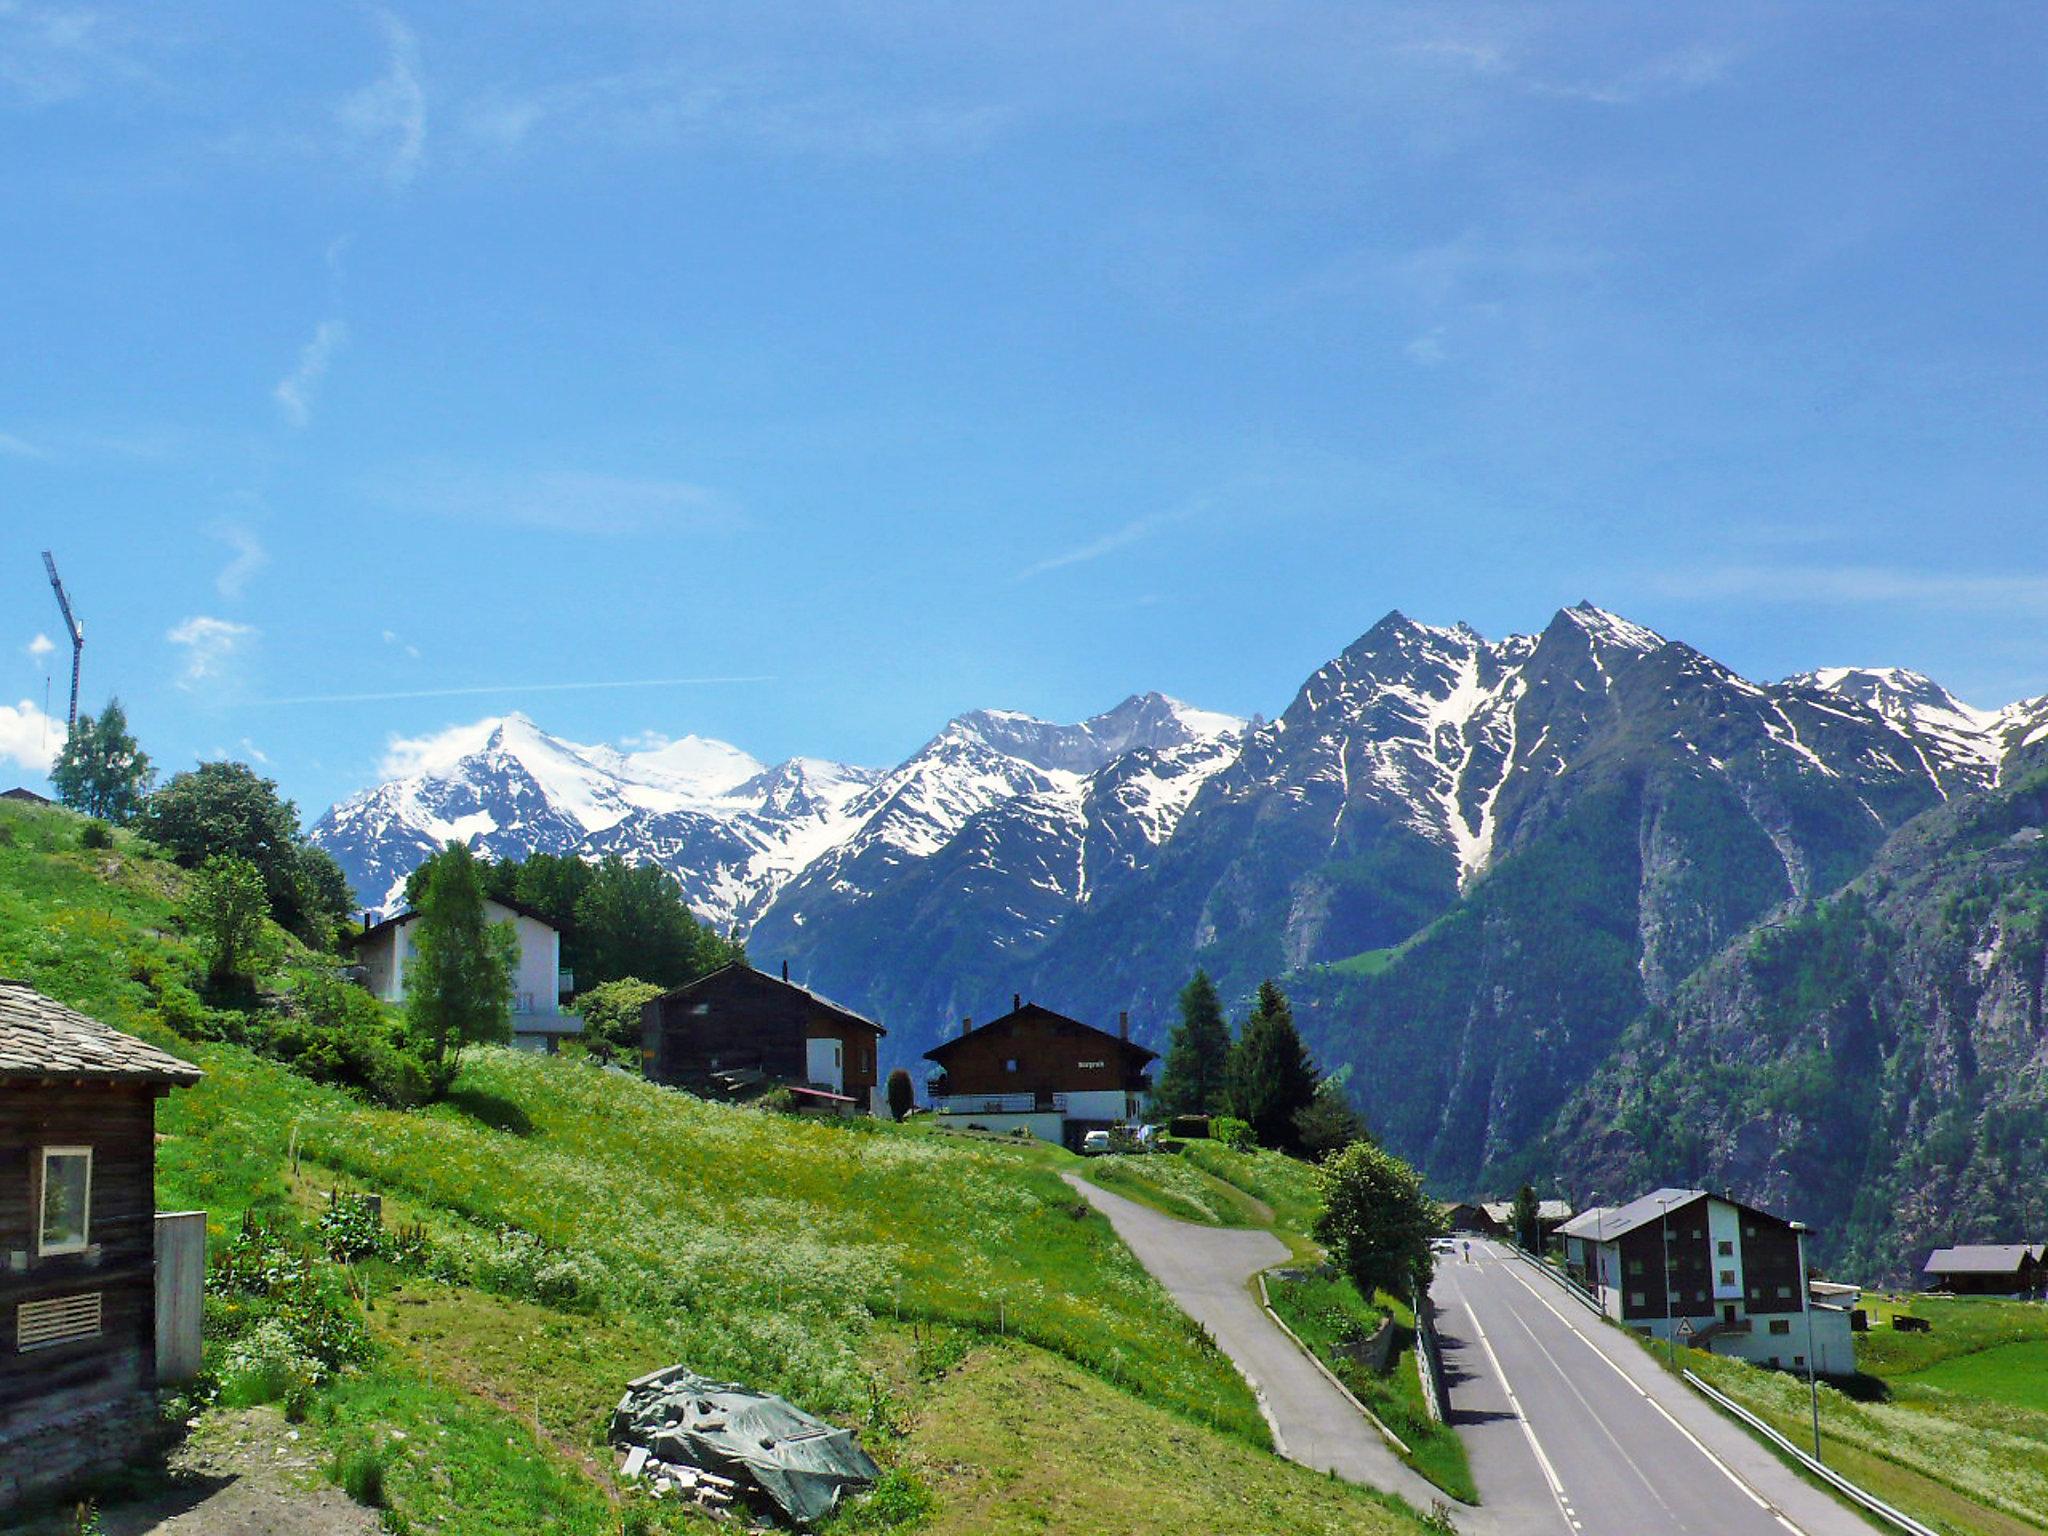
[1433,1241,1877,1536]
[1063,1175,1446,1511]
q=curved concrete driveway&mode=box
[1064,1174,1447,1513]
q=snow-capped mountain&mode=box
[308,694,1244,929]
[1785,666,2048,791]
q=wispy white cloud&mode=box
[1404,328,1448,366]
[25,632,54,660]
[274,319,347,427]
[167,615,256,690]
[458,66,1010,162]
[1018,507,1192,581]
[380,628,421,660]
[237,736,269,764]
[339,10,425,185]
[0,697,64,774]
[371,464,741,536]
[0,429,47,458]
[0,3,145,108]
[211,522,267,598]
[258,675,772,710]
[1645,564,2048,612]
[1529,45,1737,106]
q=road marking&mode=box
[1481,1248,1810,1535]
[1461,1295,1577,1536]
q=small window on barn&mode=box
[1769,1319,1791,1336]
[38,1147,92,1256]
[691,1004,710,1016]
[1004,1059,1018,1073]
[1718,1240,1734,1257]
[1629,1291,1646,1308]
[1777,1285,1792,1299]
[1720,1269,1736,1286]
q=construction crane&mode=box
[41,551,82,732]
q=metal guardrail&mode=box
[1682,1371,1940,1536]
[1508,1243,1604,1314]
[1413,1300,1449,1424]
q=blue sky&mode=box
[5,2,2048,815]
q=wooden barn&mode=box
[0,980,204,1512]
[640,962,885,1112]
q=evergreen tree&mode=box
[1510,1184,1542,1252]
[1152,969,1233,1117]
[574,855,741,988]
[886,1067,916,1122]
[1293,1076,1370,1162]
[1225,979,1320,1152]
[404,841,518,1095]
[49,698,153,823]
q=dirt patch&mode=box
[19,1406,382,1536]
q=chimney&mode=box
[1012,992,1021,1013]
[961,1016,972,1037]
[781,959,789,983]
[361,910,372,930]
[1119,1010,1129,1042]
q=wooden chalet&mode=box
[0,981,203,1512]
[923,998,1157,1150]
[640,962,884,1112]
[1923,1244,2044,1296]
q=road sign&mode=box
[1675,1318,1696,1339]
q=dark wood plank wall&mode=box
[642,969,882,1093]
[0,1084,157,1433]
[930,1012,1149,1097]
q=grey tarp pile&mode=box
[611,1365,881,1527]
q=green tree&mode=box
[886,1067,916,1122]
[1293,1076,1370,1162]
[1152,969,1233,1118]
[573,976,665,1062]
[404,841,518,1095]
[1225,980,1320,1153]
[49,699,153,823]
[574,855,739,988]
[1509,1184,1541,1252]
[141,761,348,945]
[1313,1140,1442,1303]
[183,854,273,983]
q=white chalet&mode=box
[353,897,580,1052]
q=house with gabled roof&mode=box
[351,895,580,1053]
[923,997,1156,1150]
[1923,1244,2044,1296]
[0,981,204,1512]
[1556,1186,1857,1375]
[641,962,885,1113]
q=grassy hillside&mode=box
[1686,1293,2048,1536]
[0,798,1432,1535]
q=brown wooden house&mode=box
[923,998,1156,1149]
[0,980,203,1512]
[641,962,884,1112]
[1923,1244,2044,1295]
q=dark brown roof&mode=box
[923,1001,1157,1067]
[2,786,54,805]
[0,980,204,1084]
[655,963,886,1036]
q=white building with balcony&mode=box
[351,897,580,1052]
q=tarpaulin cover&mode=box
[611,1366,880,1527]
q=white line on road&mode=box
[1461,1294,1577,1536]
[1484,1248,1810,1535]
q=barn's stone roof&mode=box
[0,979,204,1083]
[1924,1244,2043,1275]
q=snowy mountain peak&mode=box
[1787,666,2004,779]
[1560,602,1665,653]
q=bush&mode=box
[886,1067,915,1121]
[270,972,434,1108]
[1170,1114,1211,1139]
[79,820,115,850]
[1312,1141,1441,1303]
[334,1443,389,1508]
[571,976,664,1062]
[1212,1116,1255,1151]
[757,1086,798,1114]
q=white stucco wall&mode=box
[363,900,559,1016]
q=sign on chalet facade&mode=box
[923,999,1156,1149]
[0,981,203,1512]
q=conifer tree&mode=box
[1225,979,1320,1153]
[1152,969,1233,1118]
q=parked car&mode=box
[1081,1129,1113,1156]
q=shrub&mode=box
[334,1443,389,1508]
[571,976,664,1062]
[1312,1141,1441,1303]
[270,972,434,1108]
[758,1086,798,1114]
[1212,1116,1255,1151]
[886,1067,915,1121]
[79,820,115,850]
[827,1468,935,1530]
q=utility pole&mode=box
[41,551,83,732]
[1794,1220,1822,1459]
[1660,1194,1675,1366]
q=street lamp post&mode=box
[1793,1220,1822,1459]
[1660,1195,1675,1366]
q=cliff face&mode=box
[1553,764,2048,1277]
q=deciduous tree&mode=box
[183,854,273,983]
[404,840,518,1095]
[1313,1141,1442,1303]
[49,699,153,823]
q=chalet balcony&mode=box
[931,1092,1071,1115]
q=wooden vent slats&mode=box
[17,1290,103,1350]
